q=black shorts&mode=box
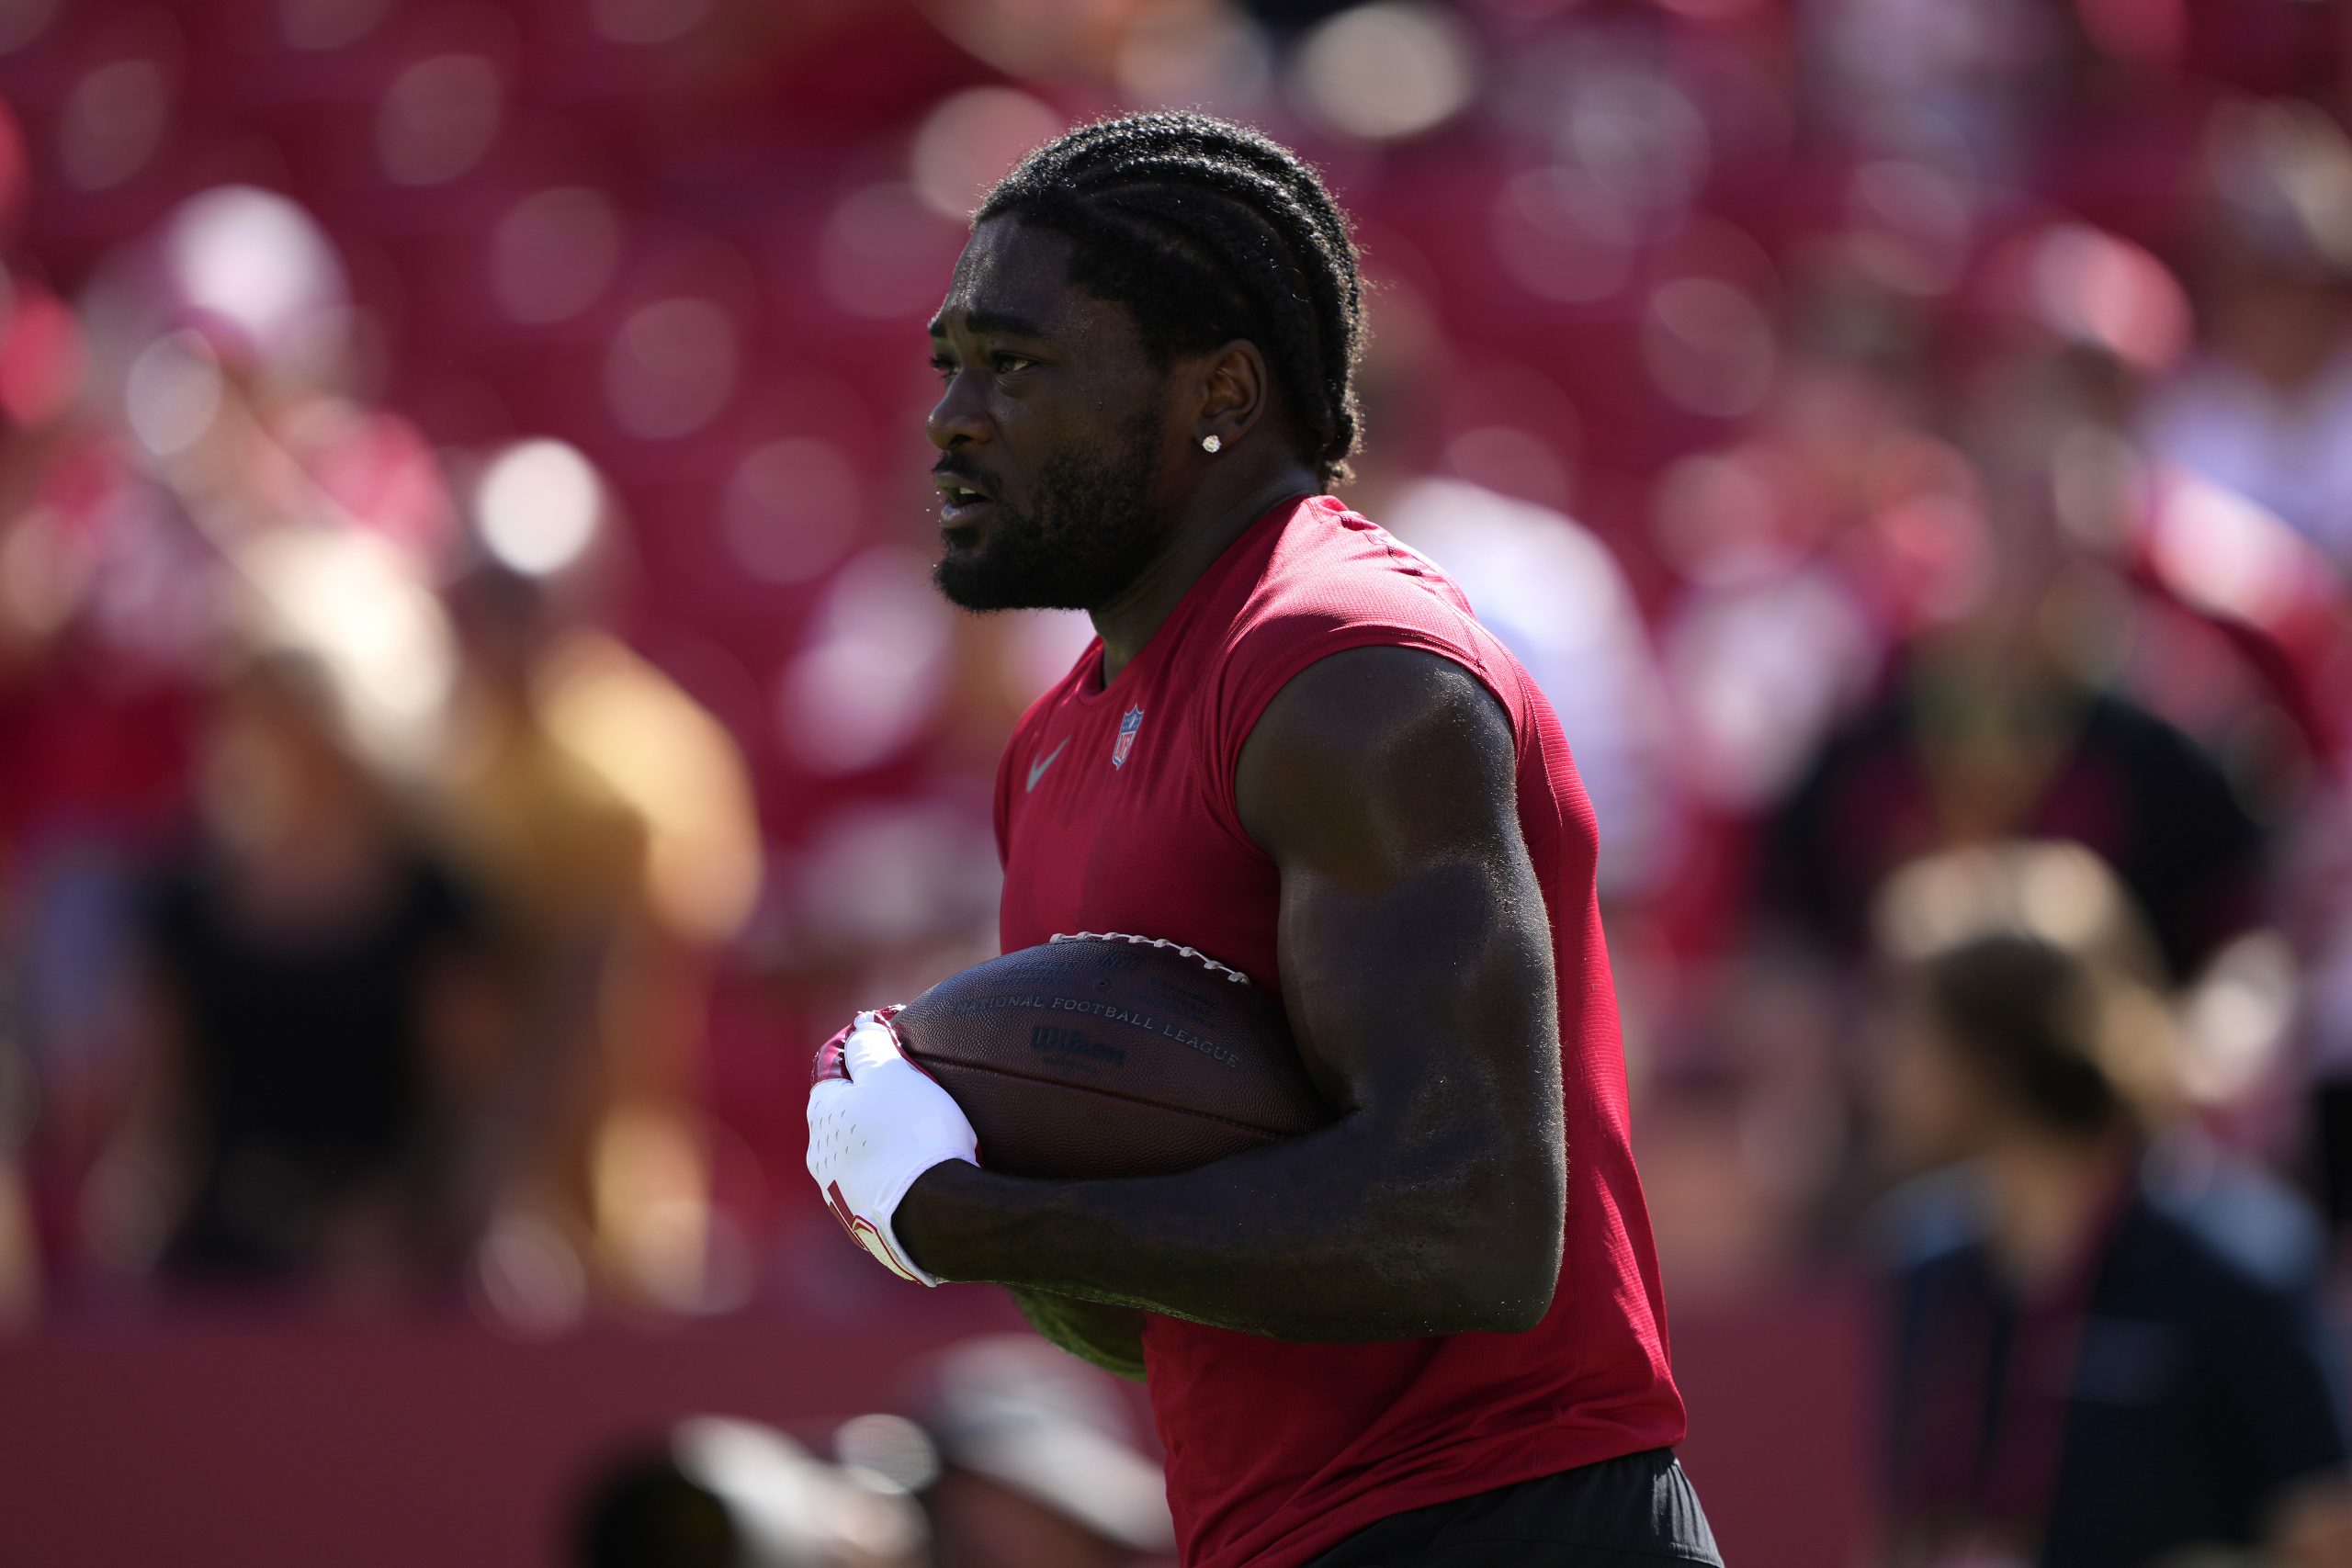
[1305,1449,1723,1568]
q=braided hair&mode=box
[975,112,1365,486]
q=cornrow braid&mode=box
[975,112,1365,486]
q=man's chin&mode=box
[929,488,1158,613]
[933,543,1051,613]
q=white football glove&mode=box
[806,1007,979,1286]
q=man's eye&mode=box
[991,354,1035,375]
[930,357,957,383]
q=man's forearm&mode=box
[894,1118,1559,1342]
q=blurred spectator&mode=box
[1760,349,2274,987]
[2,184,462,1301]
[1648,325,1928,830]
[866,1334,1174,1568]
[575,1416,925,1568]
[87,649,502,1292]
[435,560,650,1311]
[1871,842,2352,1568]
[1651,276,2285,1283]
[0,289,207,1293]
[437,539,760,1316]
[2143,99,2352,571]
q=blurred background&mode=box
[1,0,2348,1563]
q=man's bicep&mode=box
[1237,646,1525,881]
[1235,646,1560,1118]
[1274,852,1561,1135]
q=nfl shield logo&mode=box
[1112,705,1144,768]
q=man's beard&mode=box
[933,412,1165,613]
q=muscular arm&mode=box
[895,646,1566,1341]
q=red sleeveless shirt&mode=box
[992,495,1685,1568]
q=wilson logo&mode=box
[1029,1024,1126,1066]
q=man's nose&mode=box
[926,371,989,451]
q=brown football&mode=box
[893,934,1329,1179]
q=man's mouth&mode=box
[935,474,999,531]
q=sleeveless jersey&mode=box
[992,495,1686,1568]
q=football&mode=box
[892,933,1329,1179]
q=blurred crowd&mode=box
[575,1337,1178,1568]
[1,0,2351,1555]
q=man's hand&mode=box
[806,1009,979,1285]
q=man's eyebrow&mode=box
[928,308,1050,340]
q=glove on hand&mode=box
[806,1007,979,1285]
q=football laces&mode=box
[1049,931,1251,984]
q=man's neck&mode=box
[1091,466,1318,682]
[1979,1128,2133,1292]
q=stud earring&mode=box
[1200,434,1222,454]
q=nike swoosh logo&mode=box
[1026,738,1070,793]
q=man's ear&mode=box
[1194,339,1270,453]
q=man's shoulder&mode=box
[1216,497,1494,690]
[1246,494,1474,614]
